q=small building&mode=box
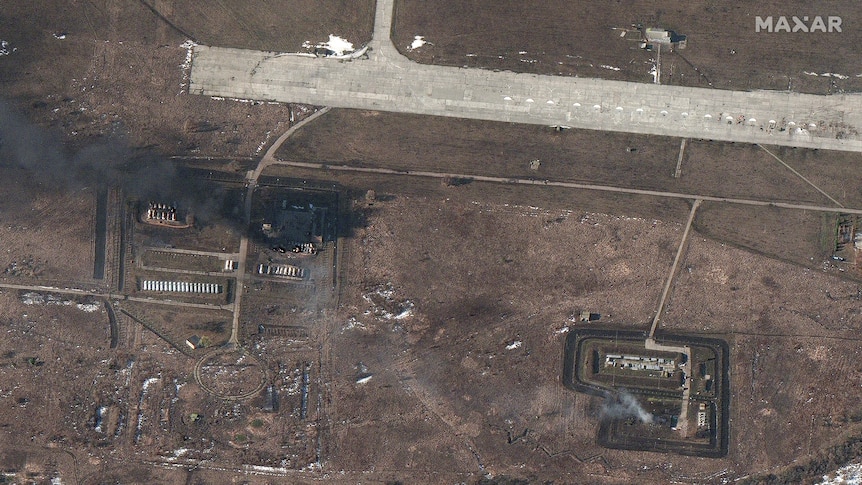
[644,28,687,49]
[262,385,279,412]
[185,335,203,350]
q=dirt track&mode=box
[265,160,860,215]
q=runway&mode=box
[190,0,862,152]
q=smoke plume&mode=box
[602,390,653,424]
[0,99,237,228]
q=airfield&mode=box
[189,0,862,152]
[3,1,862,484]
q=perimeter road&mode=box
[270,160,862,215]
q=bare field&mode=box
[133,203,243,255]
[262,164,694,224]
[1,1,299,158]
[679,140,835,205]
[277,109,846,205]
[154,0,375,53]
[661,236,862,480]
[393,0,862,94]
[122,302,233,347]
[327,191,862,482]
[665,235,861,338]
[693,201,836,269]
[140,249,223,273]
[765,145,862,208]
[0,168,100,286]
[329,194,685,481]
[277,109,682,189]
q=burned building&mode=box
[141,201,193,228]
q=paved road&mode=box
[226,107,334,346]
[228,236,247,345]
[644,338,692,436]
[190,0,862,152]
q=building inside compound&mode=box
[604,353,679,378]
[257,263,305,280]
[139,280,222,294]
[142,201,193,228]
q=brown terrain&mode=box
[393,0,862,94]
[1,0,862,484]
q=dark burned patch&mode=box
[761,275,781,290]
[442,176,474,187]
[4,256,47,278]
[189,321,227,334]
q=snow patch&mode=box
[0,40,17,56]
[506,340,522,350]
[179,40,197,94]
[322,35,353,55]
[243,464,290,475]
[142,377,160,392]
[77,302,101,312]
[408,36,427,51]
[818,461,862,484]
[255,130,273,155]
[21,292,100,312]
[363,283,414,321]
[342,317,366,331]
[305,35,355,56]
[804,71,849,79]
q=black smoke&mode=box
[0,99,237,228]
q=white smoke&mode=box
[602,390,653,424]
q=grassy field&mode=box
[765,145,862,208]
[393,0,862,94]
[277,110,843,206]
[693,201,836,269]
[152,0,375,52]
